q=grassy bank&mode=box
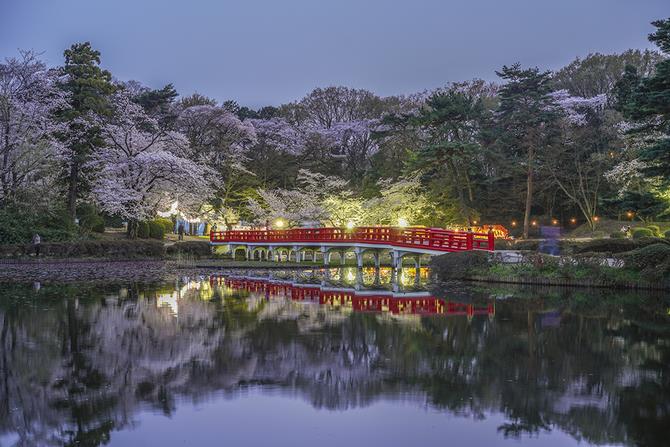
[431,240,670,290]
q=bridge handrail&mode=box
[210,226,494,252]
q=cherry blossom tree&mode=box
[246,169,351,227]
[248,117,305,155]
[92,91,212,237]
[0,51,67,206]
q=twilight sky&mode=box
[1,0,667,107]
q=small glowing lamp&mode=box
[346,220,355,230]
[397,217,409,227]
[511,221,517,227]
[275,218,285,228]
[570,218,577,224]
[472,220,478,225]
[531,220,538,226]
[593,216,600,222]
[552,219,558,225]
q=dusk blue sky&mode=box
[1,0,667,107]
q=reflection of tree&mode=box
[0,281,668,446]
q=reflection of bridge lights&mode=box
[157,292,179,316]
[346,270,356,282]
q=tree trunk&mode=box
[127,220,139,239]
[67,160,79,223]
[523,148,534,239]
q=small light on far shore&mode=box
[531,220,538,226]
[593,216,600,222]
[570,218,577,224]
[552,219,558,225]
[511,221,517,227]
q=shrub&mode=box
[610,232,626,239]
[632,228,654,239]
[646,225,661,236]
[154,218,174,234]
[77,203,105,234]
[430,251,490,280]
[0,204,77,244]
[0,240,165,259]
[621,243,670,281]
[165,241,211,258]
[137,221,150,239]
[665,230,670,240]
[148,221,165,240]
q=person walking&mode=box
[178,223,185,241]
[32,233,41,257]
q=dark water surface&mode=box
[0,267,669,446]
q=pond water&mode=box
[0,267,669,447]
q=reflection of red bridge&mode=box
[213,276,494,318]
[210,227,495,265]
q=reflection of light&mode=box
[346,269,356,282]
[346,220,355,230]
[397,217,409,227]
[157,292,178,316]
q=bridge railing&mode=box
[210,226,494,252]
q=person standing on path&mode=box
[178,223,185,241]
[31,233,41,257]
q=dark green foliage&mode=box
[494,64,560,238]
[137,221,150,239]
[571,237,652,254]
[0,239,165,259]
[665,230,670,239]
[632,228,654,239]
[77,203,105,234]
[621,243,670,280]
[165,241,211,258]
[0,204,77,244]
[605,191,668,221]
[646,225,661,236]
[430,251,490,280]
[148,221,164,240]
[154,218,174,234]
[57,42,116,220]
[610,232,626,239]
[616,19,670,187]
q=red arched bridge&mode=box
[210,226,495,267]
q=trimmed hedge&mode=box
[665,230,670,240]
[430,251,490,280]
[646,225,661,236]
[632,228,654,239]
[148,221,164,240]
[154,218,174,234]
[137,222,150,239]
[621,243,670,280]
[0,240,165,259]
[165,241,212,258]
[610,232,626,239]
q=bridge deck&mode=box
[210,226,494,253]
